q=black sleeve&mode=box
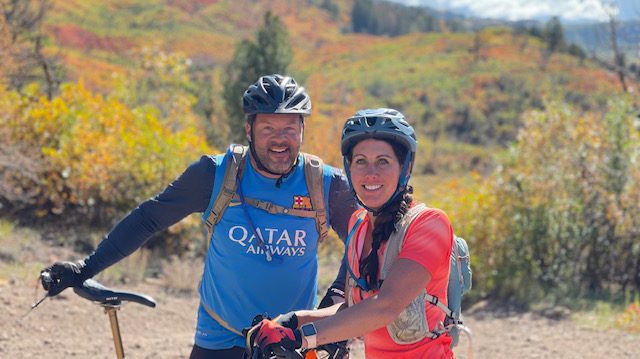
[328,168,359,242]
[327,167,359,293]
[82,155,217,277]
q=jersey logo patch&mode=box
[292,195,312,210]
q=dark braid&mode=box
[359,186,413,290]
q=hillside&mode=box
[38,0,624,170]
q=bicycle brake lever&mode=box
[22,272,53,319]
[28,293,49,311]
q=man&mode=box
[41,74,358,358]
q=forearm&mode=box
[313,294,398,346]
[84,155,215,277]
[294,302,345,327]
[311,259,431,347]
[82,207,158,276]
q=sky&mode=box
[390,0,639,22]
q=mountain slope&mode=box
[41,0,624,170]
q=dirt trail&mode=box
[1,234,638,359]
[2,277,639,359]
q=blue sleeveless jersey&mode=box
[196,148,332,349]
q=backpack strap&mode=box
[203,147,329,245]
[379,203,428,281]
[302,153,328,242]
[345,209,368,307]
[204,144,248,241]
[236,195,318,219]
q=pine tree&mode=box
[544,16,565,54]
[222,11,293,144]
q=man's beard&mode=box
[254,145,298,174]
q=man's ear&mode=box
[245,122,252,143]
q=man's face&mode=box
[246,114,304,175]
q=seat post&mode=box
[104,304,125,359]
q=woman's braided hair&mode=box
[348,139,414,291]
[360,186,413,290]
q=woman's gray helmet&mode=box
[341,108,417,212]
[242,74,311,117]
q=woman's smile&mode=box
[349,139,401,210]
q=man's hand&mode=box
[40,260,88,296]
[318,286,345,309]
[274,311,298,329]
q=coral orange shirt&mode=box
[346,204,455,359]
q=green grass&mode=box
[0,219,42,282]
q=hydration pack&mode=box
[447,233,472,347]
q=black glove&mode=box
[40,260,88,296]
[318,286,345,309]
[274,311,298,329]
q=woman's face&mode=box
[349,138,401,211]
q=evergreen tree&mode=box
[222,11,293,144]
[544,16,565,53]
[352,0,374,34]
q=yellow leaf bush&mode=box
[2,81,212,220]
[426,99,640,302]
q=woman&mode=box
[248,108,455,358]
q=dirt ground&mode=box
[2,277,639,359]
[1,234,639,359]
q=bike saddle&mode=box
[73,279,156,308]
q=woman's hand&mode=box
[247,319,302,355]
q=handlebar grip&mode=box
[40,270,54,291]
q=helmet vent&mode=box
[288,95,304,108]
[264,83,279,100]
[365,117,377,126]
[284,85,295,98]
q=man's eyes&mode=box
[259,127,296,133]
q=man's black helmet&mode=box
[243,74,311,116]
[341,108,417,214]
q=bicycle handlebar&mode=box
[247,347,305,359]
